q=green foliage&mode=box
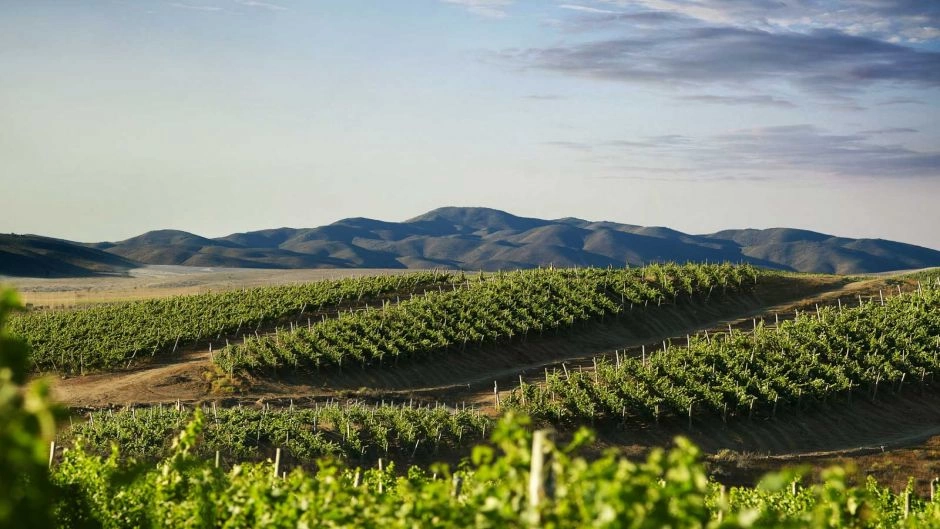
[0,289,63,529]
[216,263,760,375]
[51,413,940,527]
[11,271,455,374]
[506,283,940,426]
[63,400,491,463]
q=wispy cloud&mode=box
[559,4,618,15]
[441,0,512,18]
[590,0,940,43]
[858,127,918,135]
[876,97,926,106]
[541,140,594,151]
[524,94,565,100]
[503,27,940,97]
[678,94,796,108]
[544,125,940,180]
[168,2,223,11]
[234,0,287,11]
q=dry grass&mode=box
[2,265,422,309]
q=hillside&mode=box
[5,207,940,275]
[0,234,138,277]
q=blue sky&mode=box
[2,0,939,248]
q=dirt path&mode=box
[51,349,212,407]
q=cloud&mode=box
[705,124,940,178]
[503,27,940,96]
[590,0,940,43]
[168,2,224,11]
[858,127,919,135]
[545,125,940,180]
[559,4,618,15]
[234,0,287,11]
[441,0,512,18]
[876,97,926,106]
[524,94,566,100]
[541,141,594,151]
[678,94,796,108]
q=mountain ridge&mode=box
[3,207,939,276]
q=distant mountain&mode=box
[4,207,940,276]
[0,234,137,277]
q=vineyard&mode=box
[9,271,455,374]
[214,262,760,375]
[64,400,490,463]
[6,266,940,527]
[47,413,940,528]
[505,280,940,427]
[58,277,940,471]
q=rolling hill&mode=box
[4,207,940,276]
[0,234,138,277]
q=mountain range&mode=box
[3,207,939,277]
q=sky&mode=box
[2,0,939,249]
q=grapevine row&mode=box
[11,271,455,374]
[505,281,940,425]
[215,262,760,374]
[64,399,490,463]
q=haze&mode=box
[2,1,938,249]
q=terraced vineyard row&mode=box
[214,262,760,374]
[505,280,940,426]
[65,400,490,462]
[11,271,455,374]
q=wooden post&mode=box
[452,474,463,498]
[529,430,549,515]
[378,459,384,494]
[48,441,55,468]
[904,490,911,519]
[273,448,281,480]
[494,381,500,409]
[717,485,727,523]
[519,375,526,406]
[215,450,220,468]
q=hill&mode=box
[5,207,940,275]
[0,234,138,277]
